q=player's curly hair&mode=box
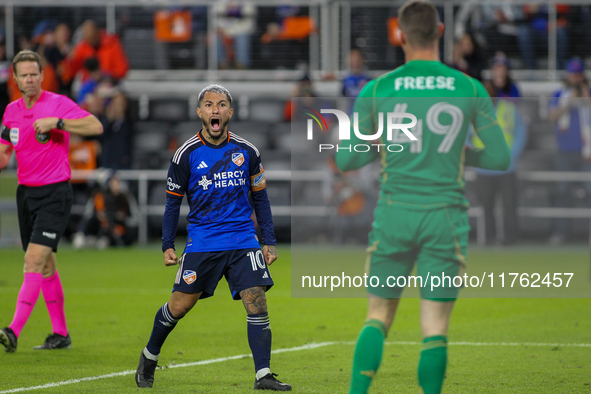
[12,50,43,74]
[198,84,233,107]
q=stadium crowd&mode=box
[0,2,590,248]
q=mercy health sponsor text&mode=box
[301,272,574,292]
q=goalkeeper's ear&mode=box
[1,125,9,142]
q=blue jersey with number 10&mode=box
[163,130,274,253]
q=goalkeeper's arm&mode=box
[466,81,512,171]
[464,124,512,171]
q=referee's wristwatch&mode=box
[56,118,64,130]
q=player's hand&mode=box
[33,117,59,134]
[262,245,278,266]
[163,248,179,266]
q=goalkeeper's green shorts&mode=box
[366,200,469,300]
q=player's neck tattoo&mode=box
[202,129,227,145]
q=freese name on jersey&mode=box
[394,76,456,91]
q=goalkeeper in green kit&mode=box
[336,1,511,393]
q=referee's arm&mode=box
[33,115,103,137]
[0,126,13,170]
[0,143,13,170]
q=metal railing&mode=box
[1,0,588,81]
[2,169,591,246]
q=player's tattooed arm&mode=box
[262,245,278,265]
[163,248,178,266]
[240,286,268,314]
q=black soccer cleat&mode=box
[33,333,71,350]
[0,327,17,353]
[254,373,292,391]
[136,350,159,388]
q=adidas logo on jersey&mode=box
[262,271,269,279]
[197,161,208,169]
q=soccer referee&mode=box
[135,84,291,391]
[0,50,103,352]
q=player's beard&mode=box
[203,118,229,141]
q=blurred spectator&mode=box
[73,172,137,249]
[325,159,376,244]
[76,57,104,104]
[39,23,72,93]
[79,73,119,117]
[547,57,591,245]
[489,54,520,98]
[450,32,485,81]
[43,24,72,70]
[68,133,101,232]
[455,4,523,62]
[215,0,257,69]
[0,38,10,118]
[151,7,208,70]
[65,20,129,83]
[342,48,371,98]
[83,92,106,117]
[518,3,568,69]
[260,5,314,69]
[99,92,133,170]
[69,134,100,176]
[471,55,527,245]
[283,74,316,122]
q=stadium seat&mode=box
[229,121,270,150]
[518,151,555,171]
[173,121,201,142]
[518,184,553,236]
[528,130,557,152]
[127,97,141,122]
[269,122,291,150]
[147,182,188,235]
[122,29,156,69]
[149,98,190,122]
[518,97,541,125]
[247,98,286,123]
[133,121,172,169]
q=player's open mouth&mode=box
[211,118,220,132]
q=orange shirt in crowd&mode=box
[69,140,100,183]
[65,31,129,83]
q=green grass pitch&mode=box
[0,245,590,393]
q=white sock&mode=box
[143,347,159,361]
[256,368,271,380]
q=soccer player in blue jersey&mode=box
[135,84,291,391]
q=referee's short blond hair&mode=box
[13,50,43,75]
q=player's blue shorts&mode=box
[173,248,274,300]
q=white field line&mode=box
[1,340,589,393]
[0,342,336,393]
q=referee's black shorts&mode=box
[17,181,73,252]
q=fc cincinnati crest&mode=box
[183,270,197,285]
[9,128,18,145]
[232,153,244,166]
